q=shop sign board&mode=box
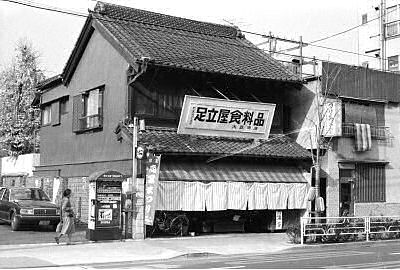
[178,95,276,140]
[276,211,283,230]
[144,154,161,225]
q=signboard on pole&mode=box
[276,211,283,230]
[144,154,161,225]
[178,95,276,140]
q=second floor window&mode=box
[343,101,384,127]
[42,105,51,126]
[386,5,400,37]
[361,14,368,24]
[73,86,104,132]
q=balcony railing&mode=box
[342,123,390,140]
[79,114,103,131]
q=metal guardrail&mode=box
[301,216,400,245]
[342,123,390,140]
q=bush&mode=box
[286,223,301,244]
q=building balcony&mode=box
[342,123,390,140]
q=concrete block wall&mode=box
[355,203,400,216]
[67,177,89,225]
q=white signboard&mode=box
[321,98,342,137]
[178,95,276,140]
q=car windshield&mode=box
[11,188,50,201]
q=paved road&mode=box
[0,220,87,245]
[87,240,400,269]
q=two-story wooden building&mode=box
[292,61,400,218]
[33,2,313,238]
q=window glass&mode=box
[388,55,399,71]
[362,14,368,24]
[42,105,51,125]
[11,188,50,201]
[387,5,398,23]
[76,87,104,131]
[386,22,399,37]
[344,101,384,126]
[60,98,69,115]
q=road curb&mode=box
[293,238,400,249]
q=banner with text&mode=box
[178,95,276,140]
[144,154,161,225]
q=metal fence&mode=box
[342,123,390,140]
[300,216,400,244]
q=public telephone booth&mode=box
[86,170,124,241]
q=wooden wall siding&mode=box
[322,62,400,102]
[133,68,294,131]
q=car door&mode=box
[0,188,8,220]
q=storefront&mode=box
[130,96,313,238]
[145,158,310,237]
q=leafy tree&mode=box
[0,40,45,156]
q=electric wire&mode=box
[0,0,393,65]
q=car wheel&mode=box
[11,213,20,231]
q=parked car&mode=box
[0,187,60,231]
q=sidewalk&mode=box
[0,233,293,269]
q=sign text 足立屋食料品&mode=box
[178,95,275,140]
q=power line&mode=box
[1,0,392,66]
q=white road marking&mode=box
[147,264,180,269]
[322,260,400,269]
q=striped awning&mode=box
[159,162,307,183]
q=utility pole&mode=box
[269,31,274,56]
[299,36,303,78]
[129,117,138,238]
[380,0,386,71]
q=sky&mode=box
[0,0,364,77]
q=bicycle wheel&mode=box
[170,215,189,236]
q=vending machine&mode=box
[86,170,124,241]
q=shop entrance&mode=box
[339,182,353,216]
[339,166,355,216]
[146,209,304,238]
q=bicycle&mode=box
[149,211,189,237]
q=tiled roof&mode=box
[130,126,311,160]
[91,2,300,82]
[36,75,62,91]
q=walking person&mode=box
[55,189,75,245]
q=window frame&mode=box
[386,5,400,38]
[361,13,368,25]
[388,55,399,72]
[60,97,69,116]
[73,85,104,133]
[41,104,52,126]
[342,100,385,127]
